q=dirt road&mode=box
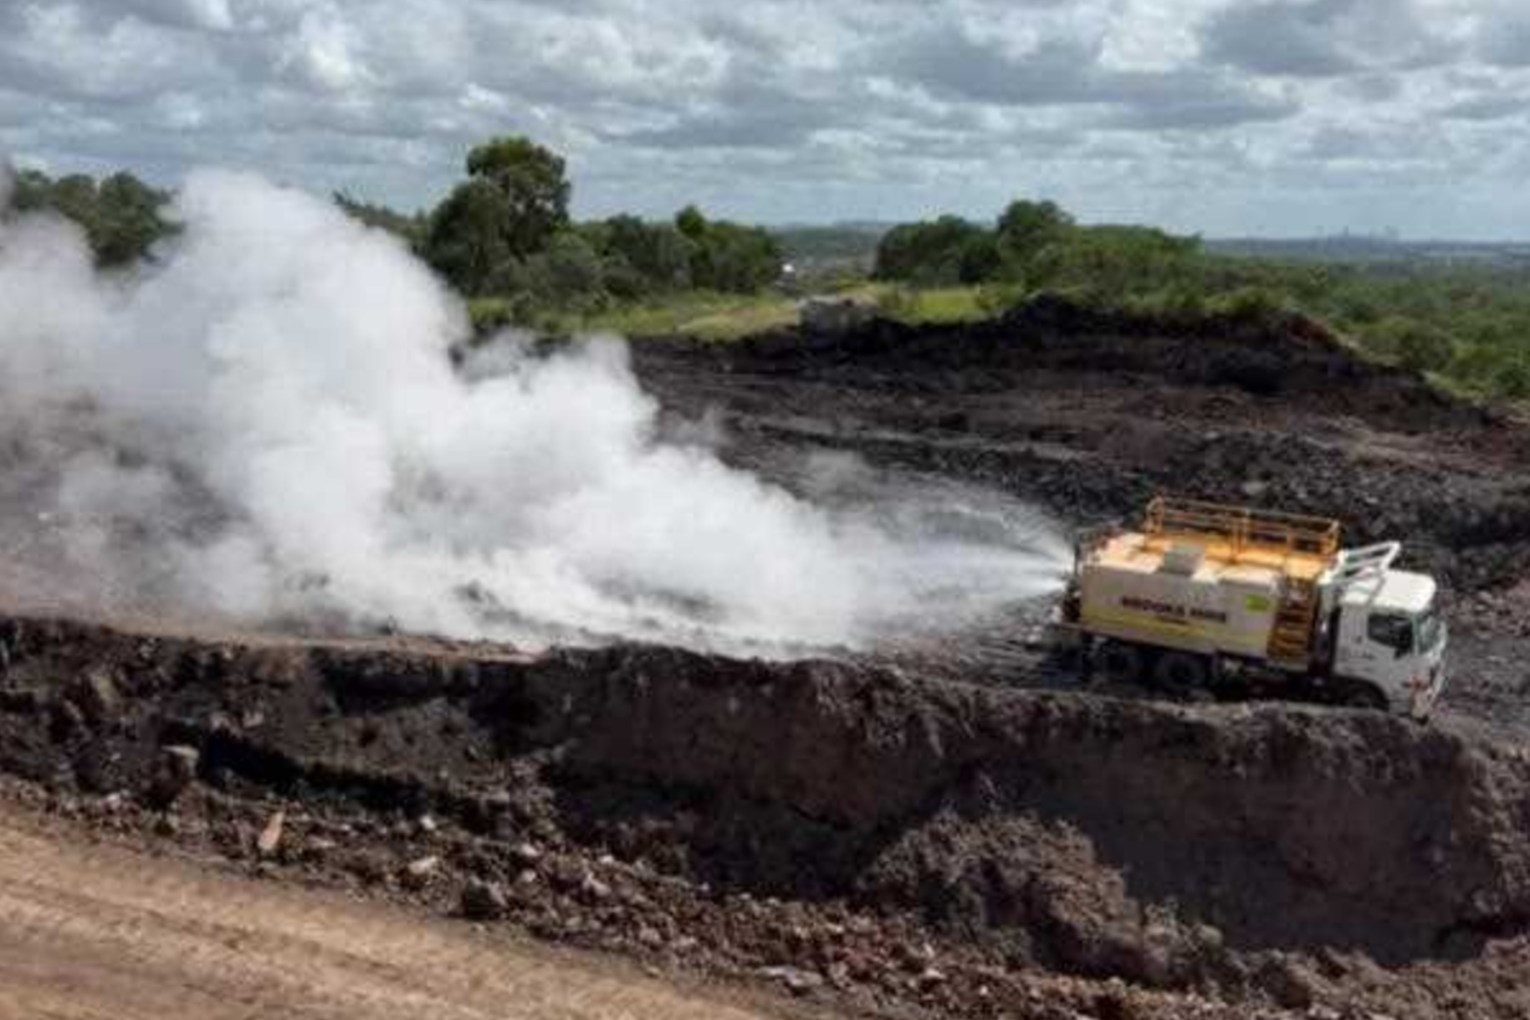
[0,807,794,1020]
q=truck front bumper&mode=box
[1409,663,1448,722]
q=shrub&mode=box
[1211,286,1286,324]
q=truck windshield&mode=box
[1417,607,1445,652]
[1367,612,1413,654]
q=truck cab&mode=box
[1333,568,1448,718]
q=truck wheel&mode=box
[1153,652,1209,694]
[1094,642,1144,685]
[1339,682,1389,712]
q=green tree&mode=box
[995,199,1073,270]
[693,220,782,292]
[540,231,605,300]
[4,167,54,212]
[670,207,780,293]
[873,216,990,284]
[94,172,175,266]
[1497,357,1530,399]
[1395,324,1454,374]
[675,205,708,241]
[1364,316,1454,374]
[463,136,571,257]
[599,253,647,301]
[957,231,1003,284]
[601,214,693,290]
[1030,224,1201,296]
[2,167,172,267]
[423,179,515,296]
[48,174,99,228]
[423,136,572,293]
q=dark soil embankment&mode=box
[634,297,1530,593]
[4,613,1530,1018]
[658,297,1498,434]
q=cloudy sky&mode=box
[2,0,1529,237]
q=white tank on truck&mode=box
[1055,497,1448,718]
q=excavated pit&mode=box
[4,301,1530,1017]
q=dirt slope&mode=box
[2,613,1529,1018]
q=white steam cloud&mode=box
[0,170,1067,652]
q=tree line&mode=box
[351,136,781,319]
[2,137,782,323]
[873,201,1530,401]
[4,168,176,266]
[5,143,1526,402]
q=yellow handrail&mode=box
[1143,497,1341,560]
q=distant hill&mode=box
[1207,236,1530,268]
[768,221,1530,272]
[770,223,888,269]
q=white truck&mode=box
[1055,498,1448,718]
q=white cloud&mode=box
[118,0,235,31]
[276,6,372,93]
[0,0,1525,236]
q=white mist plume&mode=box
[0,169,1068,651]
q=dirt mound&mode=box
[3,612,1529,1016]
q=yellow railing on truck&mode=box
[1143,497,1342,561]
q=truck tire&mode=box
[1094,641,1144,685]
[1339,681,1389,712]
[1152,652,1209,693]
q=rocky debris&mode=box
[68,668,121,725]
[147,744,201,806]
[1255,956,1324,1010]
[161,745,200,784]
[1458,581,1530,639]
[402,855,441,889]
[460,878,509,920]
[760,965,825,996]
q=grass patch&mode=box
[584,292,798,341]
[893,286,986,324]
[468,297,514,333]
[876,284,1023,325]
[466,291,798,341]
[470,281,1023,342]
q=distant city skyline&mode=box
[5,1,1530,239]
